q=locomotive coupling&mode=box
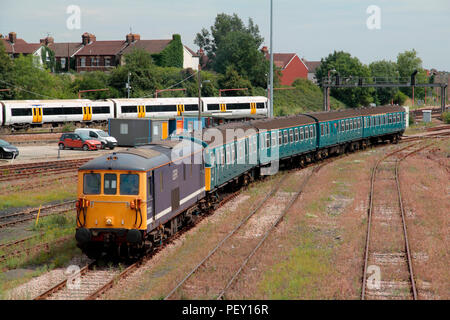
[126,229,142,243]
[75,228,92,244]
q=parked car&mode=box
[75,128,117,150]
[59,133,102,151]
[0,139,19,159]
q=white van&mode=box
[74,128,117,149]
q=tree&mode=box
[369,60,399,105]
[397,49,426,99]
[195,13,269,88]
[315,51,373,108]
[217,66,253,96]
[0,41,13,99]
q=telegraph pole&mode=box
[269,0,274,118]
[198,64,201,122]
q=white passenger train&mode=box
[0,96,268,128]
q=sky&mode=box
[1,0,449,71]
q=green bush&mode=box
[62,123,75,132]
[443,112,450,124]
[409,113,415,125]
[393,91,408,105]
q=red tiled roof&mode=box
[1,38,41,54]
[121,39,171,55]
[303,60,321,73]
[48,42,84,57]
[75,40,128,56]
[265,53,297,69]
[184,45,198,57]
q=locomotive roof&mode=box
[79,140,203,172]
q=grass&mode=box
[258,229,332,299]
[254,79,348,116]
[0,187,76,210]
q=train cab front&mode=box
[76,152,153,259]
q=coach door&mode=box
[138,105,146,118]
[250,102,256,115]
[82,106,92,121]
[32,106,43,123]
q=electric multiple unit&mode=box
[0,96,268,128]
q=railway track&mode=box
[32,188,244,300]
[361,141,436,300]
[164,161,327,300]
[0,200,75,229]
[28,136,430,300]
[0,159,91,182]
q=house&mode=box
[74,32,126,72]
[0,32,45,65]
[74,33,199,72]
[40,36,84,72]
[262,47,309,86]
[303,60,321,84]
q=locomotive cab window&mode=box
[83,173,101,195]
[120,174,139,195]
[104,173,117,195]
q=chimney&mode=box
[40,37,54,46]
[261,46,268,55]
[82,33,95,45]
[8,32,17,43]
[126,33,133,44]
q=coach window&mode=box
[120,174,139,195]
[83,173,101,195]
[271,132,277,147]
[327,123,330,135]
[320,124,324,136]
[300,128,304,140]
[283,131,288,144]
[104,173,117,195]
[266,133,270,148]
[289,129,293,143]
[294,128,299,142]
[345,120,349,131]
[305,127,309,140]
[341,121,345,132]
[221,149,225,167]
[310,126,314,138]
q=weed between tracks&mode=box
[0,211,81,299]
[0,179,76,210]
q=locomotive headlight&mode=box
[105,217,113,226]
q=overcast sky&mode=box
[1,0,449,71]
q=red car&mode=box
[59,133,102,151]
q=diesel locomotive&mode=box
[75,105,406,259]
